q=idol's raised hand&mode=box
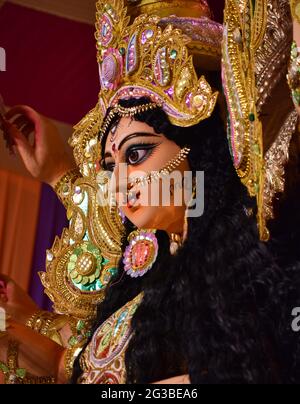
[0,105,75,186]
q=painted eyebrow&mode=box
[118,132,160,151]
[103,132,160,160]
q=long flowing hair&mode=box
[72,97,300,384]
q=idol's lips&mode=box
[127,190,141,209]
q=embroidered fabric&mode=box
[79,293,143,384]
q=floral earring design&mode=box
[122,230,158,278]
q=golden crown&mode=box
[95,0,219,129]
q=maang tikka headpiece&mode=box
[96,0,219,141]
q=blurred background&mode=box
[0,0,224,309]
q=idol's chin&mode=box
[125,206,158,230]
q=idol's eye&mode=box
[126,144,157,166]
[128,149,147,164]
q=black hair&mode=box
[72,97,300,384]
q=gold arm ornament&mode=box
[64,344,83,381]
[26,311,76,346]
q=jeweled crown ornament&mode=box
[96,0,218,129]
[129,0,223,72]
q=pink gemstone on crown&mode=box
[100,48,124,90]
[141,29,154,45]
[185,92,193,108]
[126,33,138,74]
[99,14,113,47]
[165,87,174,99]
[102,55,118,84]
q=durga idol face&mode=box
[102,116,191,235]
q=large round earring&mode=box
[122,230,158,278]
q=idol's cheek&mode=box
[121,204,143,223]
[127,205,167,230]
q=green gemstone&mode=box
[70,270,78,279]
[68,336,78,347]
[77,320,85,332]
[292,42,298,58]
[0,362,9,374]
[293,90,300,106]
[74,274,83,284]
[119,47,126,56]
[292,49,298,59]
[87,244,100,256]
[102,331,112,347]
[16,368,26,379]
[73,248,82,256]
[81,276,90,286]
[69,254,78,263]
[249,113,255,122]
[170,49,178,60]
[68,262,76,271]
[62,184,70,194]
[89,274,96,284]
[97,258,103,267]
[110,268,118,276]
